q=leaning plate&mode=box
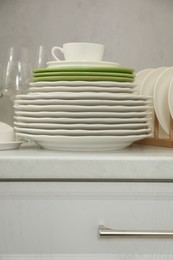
[14,104,151,112]
[140,67,167,96]
[153,67,173,134]
[168,77,173,120]
[139,67,167,138]
[29,86,134,94]
[0,141,24,150]
[16,133,151,151]
[135,68,153,92]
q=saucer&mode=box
[47,60,120,68]
[0,141,24,150]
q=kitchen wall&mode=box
[0,0,173,125]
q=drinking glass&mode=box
[2,61,31,100]
[34,45,51,68]
[2,46,32,100]
[7,47,31,64]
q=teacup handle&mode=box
[51,46,64,61]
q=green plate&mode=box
[33,71,134,79]
[32,75,134,82]
[33,66,134,74]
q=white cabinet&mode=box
[1,144,173,259]
[0,181,173,259]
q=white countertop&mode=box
[0,143,173,180]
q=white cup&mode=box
[0,122,15,142]
[51,42,104,62]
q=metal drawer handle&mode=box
[98,225,173,238]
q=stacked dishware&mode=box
[14,43,152,151]
[135,66,173,139]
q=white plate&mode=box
[16,133,151,151]
[14,122,150,130]
[16,93,152,101]
[0,141,24,150]
[14,110,152,118]
[153,67,173,134]
[15,98,152,106]
[14,116,151,124]
[135,68,154,92]
[46,60,120,68]
[140,67,167,96]
[29,86,134,94]
[14,104,151,112]
[139,67,168,138]
[29,81,136,87]
[168,77,173,120]
[14,127,151,136]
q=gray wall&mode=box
[0,0,173,125]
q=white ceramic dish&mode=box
[14,110,152,118]
[16,133,151,151]
[14,121,150,130]
[46,60,120,68]
[14,126,151,136]
[135,68,154,92]
[140,67,167,96]
[0,122,15,143]
[0,141,24,150]
[14,116,151,124]
[29,86,134,94]
[153,67,173,134]
[15,98,152,106]
[16,93,152,101]
[29,81,135,87]
[14,104,151,112]
[139,67,167,138]
[51,43,104,62]
[168,77,173,121]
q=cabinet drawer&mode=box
[0,182,173,256]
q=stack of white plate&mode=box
[14,63,153,151]
[14,92,152,151]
